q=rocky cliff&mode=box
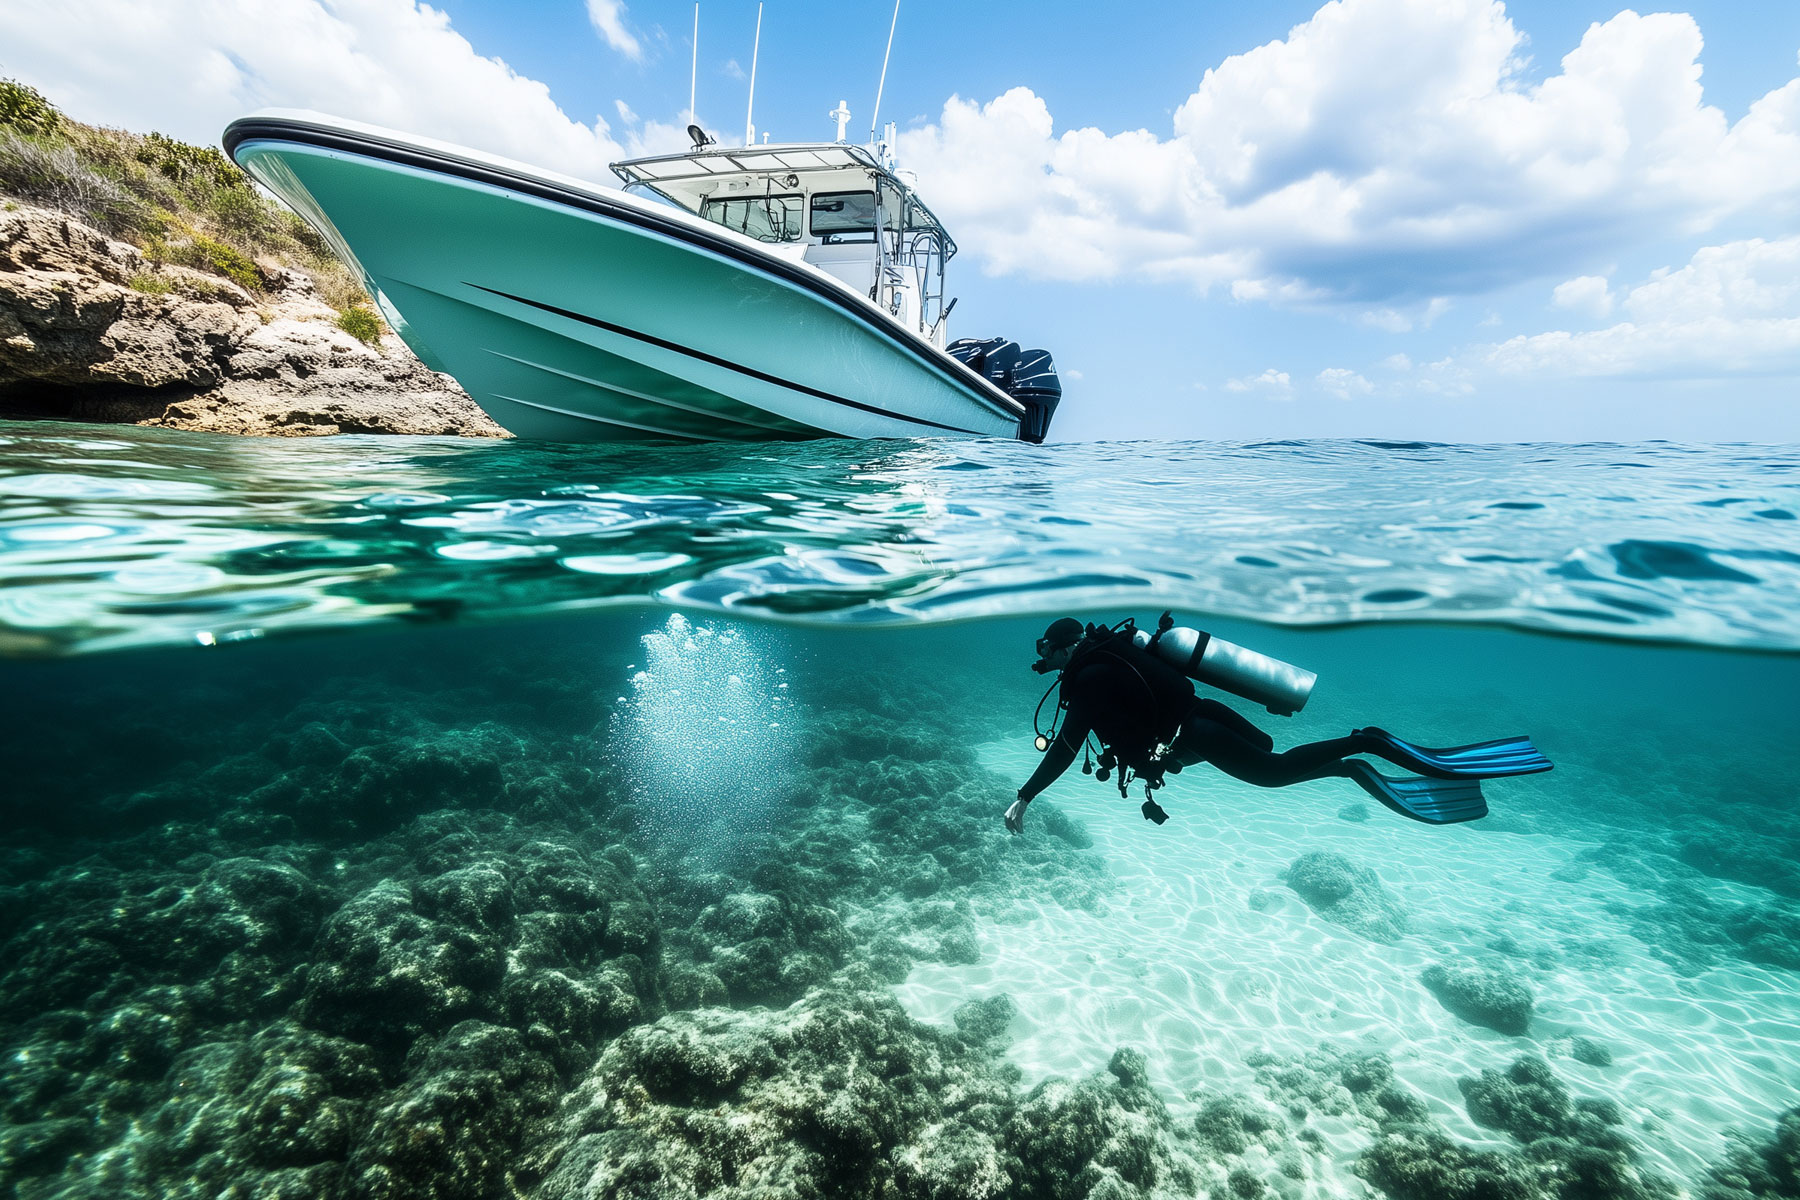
[0,203,505,437]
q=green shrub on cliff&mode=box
[0,79,367,313]
[135,131,247,192]
[175,234,262,292]
[337,306,385,346]
[0,79,61,138]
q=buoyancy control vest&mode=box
[1059,627,1196,770]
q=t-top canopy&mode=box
[611,142,956,258]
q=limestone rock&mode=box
[0,202,504,438]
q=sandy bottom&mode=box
[895,740,1800,1193]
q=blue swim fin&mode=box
[1356,727,1552,780]
[1341,759,1489,825]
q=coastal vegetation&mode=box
[0,78,371,317]
[335,304,384,346]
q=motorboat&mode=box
[222,110,1061,442]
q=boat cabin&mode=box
[611,143,956,346]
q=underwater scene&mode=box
[2,421,1799,1200]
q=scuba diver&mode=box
[1004,614,1551,834]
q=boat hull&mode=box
[228,124,1024,442]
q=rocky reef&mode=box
[0,618,1793,1200]
[0,203,503,437]
[0,630,1146,1200]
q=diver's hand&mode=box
[1004,794,1030,835]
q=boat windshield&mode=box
[810,191,907,238]
[699,194,803,243]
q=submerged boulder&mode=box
[1421,961,1535,1036]
[1283,851,1410,943]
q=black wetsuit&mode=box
[1019,635,1370,801]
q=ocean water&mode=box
[1,420,1797,1200]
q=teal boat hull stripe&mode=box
[481,350,804,436]
[488,392,712,440]
[469,284,989,436]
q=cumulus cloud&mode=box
[1225,368,1293,395]
[897,0,1800,305]
[1481,237,1800,377]
[1317,367,1374,399]
[586,0,643,61]
[0,0,628,184]
[1552,274,1614,317]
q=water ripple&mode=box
[1,422,1797,655]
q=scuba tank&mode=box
[1131,611,1316,715]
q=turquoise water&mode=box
[1,420,1797,1200]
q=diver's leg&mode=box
[1184,698,1274,752]
[1174,719,1370,788]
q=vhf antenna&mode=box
[743,2,763,147]
[688,4,699,124]
[869,0,900,146]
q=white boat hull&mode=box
[225,116,1025,442]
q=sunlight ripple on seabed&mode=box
[890,734,1800,1195]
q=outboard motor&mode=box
[947,337,1063,444]
[1131,611,1317,715]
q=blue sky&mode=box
[4,0,1798,441]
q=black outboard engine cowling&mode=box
[947,337,1063,444]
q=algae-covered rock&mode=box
[1002,1047,1205,1199]
[1438,1054,1676,1200]
[1194,1093,1290,1157]
[1247,1045,1430,1130]
[1357,1125,1543,1200]
[1283,851,1409,942]
[1570,1036,1614,1068]
[534,984,1020,1200]
[1701,1107,1800,1200]
[351,1021,558,1200]
[1421,961,1535,1036]
[953,994,1018,1049]
[1460,1055,1577,1142]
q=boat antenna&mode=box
[688,3,699,124]
[869,0,900,145]
[743,2,762,147]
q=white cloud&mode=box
[0,0,628,185]
[1317,367,1374,399]
[1360,297,1451,332]
[1361,308,1415,333]
[1225,368,1293,395]
[897,0,1800,305]
[586,0,643,62]
[1552,274,1614,317]
[608,97,689,159]
[1381,353,1413,371]
[1481,237,1800,377]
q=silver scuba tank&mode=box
[1130,617,1316,715]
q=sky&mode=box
[3,0,1799,442]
